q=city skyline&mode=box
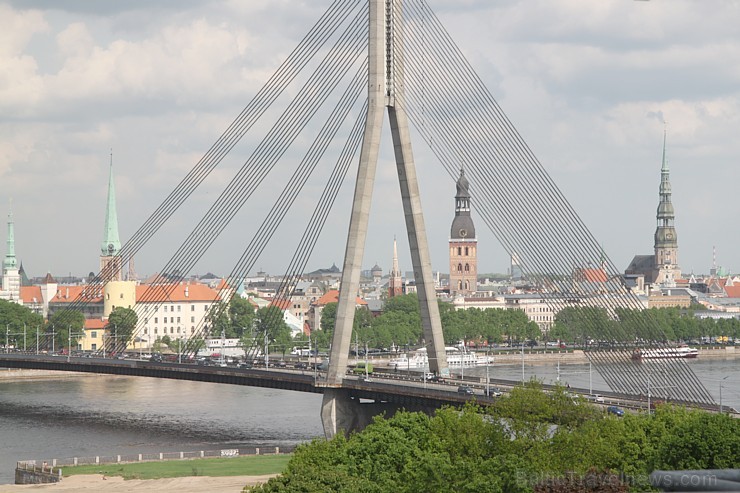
[1,0,739,280]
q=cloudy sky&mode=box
[1,0,739,281]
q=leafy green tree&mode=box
[253,305,292,354]
[0,299,44,350]
[46,309,85,350]
[106,306,138,349]
[207,297,256,339]
[320,302,337,332]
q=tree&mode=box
[0,299,44,350]
[207,296,256,339]
[253,306,292,354]
[46,309,85,350]
[106,306,138,350]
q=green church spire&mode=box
[101,151,121,257]
[3,200,17,271]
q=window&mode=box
[120,293,124,299]
[154,328,158,335]
[465,264,470,272]
[164,317,168,323]
[170,327,174,334]
[154,317,158,324]
[457,247,462,255]
[91,344,97,351]
[144,328,148,335]
[191,316,195,323]
[465,247,469,256]
[177,317,180,323]
[457,263,462,272]
[191,305,195,312]
[177,305,181,312]
[177,327,181,334]
[91,331,97,339]
[191,327,195,334]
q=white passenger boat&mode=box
[389,346,493,370]
[631,346,698,360]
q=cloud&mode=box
[0,0,739,278]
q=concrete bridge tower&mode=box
[322,0,449,437]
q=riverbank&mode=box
[0,474,276,492]
[0,369,100,381]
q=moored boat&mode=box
[389,346,493,370]
[631,346,698,360]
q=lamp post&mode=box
[719,376,729,413]
[521,340,525,383]
[485,349,491,396]
[5,324,8,354]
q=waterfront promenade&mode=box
[0,474,275,492]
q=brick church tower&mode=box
[449,168,477,297]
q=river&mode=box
[0,375,324,484]
[0,358,737,484]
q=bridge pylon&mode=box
[323,0,449,436]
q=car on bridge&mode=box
[457,385,475,395]
[484,387,503,397]
[606,405,624,417]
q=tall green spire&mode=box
[101,151,121,257]
[3,199,17,271]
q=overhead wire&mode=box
[395,0,712,404]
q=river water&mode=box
[0,358,737,484]
[0,375,324,484]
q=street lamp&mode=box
[720,376,729,413]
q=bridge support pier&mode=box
[320,388,429,439]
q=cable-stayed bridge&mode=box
[20,0,715,436]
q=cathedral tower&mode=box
[653,129,681,286]
[100,153,123,281]
[449,168,477,296]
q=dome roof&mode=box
[450,215,476,239]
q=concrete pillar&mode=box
[327,0,386,386]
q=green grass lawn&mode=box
[62,454,292,480]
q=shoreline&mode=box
[0,474,276,492]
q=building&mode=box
[449,168,478,296]
[99,154,124,282]
[388,238,402,298]
[1,205,21,303]
[626,129,681,288]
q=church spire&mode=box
[101,151,121,257]
[389,236,402,297]
[3,200,17,272]
[653,125,680,285]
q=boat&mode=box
[389,346,493,370]
[631,346,698,360]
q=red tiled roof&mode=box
[575,268,607,283]
[724,285,740,298]
[314,289,367,306]
[270,299,292,310]
[135,282,222,303]
[84,319,106,329]
[50,286,103,303]
[20,286,42,304]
